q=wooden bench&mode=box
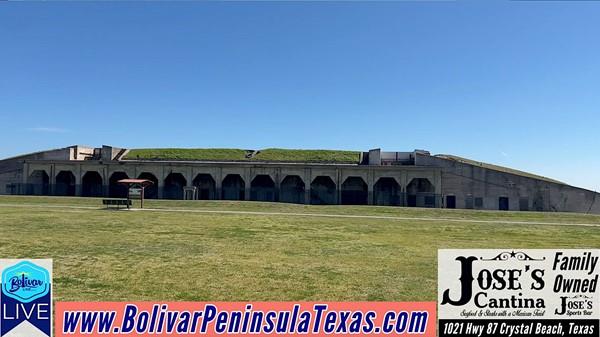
[102,198,132,209]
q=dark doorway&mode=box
[55,171,76,196]
[446,195,456,209]
[109,172,129,198]
[310,176,336,205]
[406,178,435,207]
[341,177,368,205]
[280,175,305,204]
[28,170,49,195]
[138,172,159,199]
[193,174,216,200]
[82,171,104,197]
[374,177,401,206]
[407,195,417,207]
[499,197,509,211]
[250,175,276,202]
[222,174,245,200]
[164,173,187,200]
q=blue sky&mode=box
[1,2,599,191]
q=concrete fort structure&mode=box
[0,145,598,214]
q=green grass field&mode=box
[0,195,598,302]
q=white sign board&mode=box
[128,187,142,199]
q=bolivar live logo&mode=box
[1,259,52,337]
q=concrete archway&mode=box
[138,172,159,199]
[280,175,305,204]
[310,176,336,205]
[55,171,76,196]
[81,171,103,197]
[164,173,187,200]
[28,170,49,195]
[250,175,276,202]
[222,174,245,200]
[341,176,368,205]
[109,172,129,198]
[406,178,435,207]
[374,177,401,206]
[193,174,216,200]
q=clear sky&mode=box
[1,1,599,191]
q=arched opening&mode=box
[310,176,336,205]
[109,172,129,198]
[341,176,368,205]
[222,174,245,200]
[280,175,305,204]
[81,171,103,197]
[138,172,159,199]
[28,170,49,195]
[55,171,76,196]
[193,174,216,200]
[374,177,401,206]
[250,175,276,202]
[164,173,187,200]
[406,178,436,207]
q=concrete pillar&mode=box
[304,168,311,204]
[158,167,165,199]
[215,169,222,200]
[75,166,82,196]
[274,171,281,202]
[157,182,164,199]
[336,170,341,205]
[185,168,193,188]
[367,170,374,206]
[157,176,164,199]
[103,167,109,197]
[400,171,407,206]
[50,164,56,195]
[244,169,251,201]
[75,178,82,196]
[182,167,193,200]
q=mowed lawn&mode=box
[0,195,599,302]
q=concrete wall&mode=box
[0,169,22,194]
[416,153,600,213]
[101,145,122,161]
[16,160,442,206]
[368,149,416,166]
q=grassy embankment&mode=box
[124,148,361,163]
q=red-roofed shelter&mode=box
[117,179,154,208]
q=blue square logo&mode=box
[2,261,50,303]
